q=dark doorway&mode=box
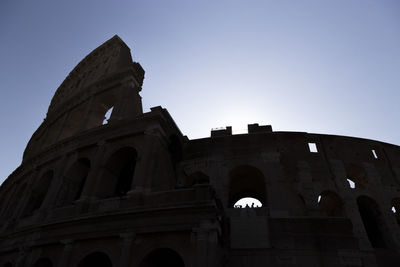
[357,196,388,248]
[100,147,137,198]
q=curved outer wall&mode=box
[0,36,399,267]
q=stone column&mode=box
[114,78,143,120]
[192,221,221,267]
[297,161,317,214]
[40,155,69,211]
[57,239,74,267]
[118,232,135,267]
[329,159,373,251]
[129,135,159,193]
[79,141,107,200]
[78,95,94,131]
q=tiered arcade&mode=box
[0,36,399,267]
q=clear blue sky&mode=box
[1,0,399,184]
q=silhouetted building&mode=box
[0,36,399,267]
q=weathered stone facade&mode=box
[0,36,399,266]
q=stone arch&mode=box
[2,183,26,218]
[85,91,116,129]
[345,164,369,189]
[77,251,112,267]
[22,170,53,217]
[97,147,137,198]
[357,195,390,248]
[57,158,90,206]
[228,165,266,207]
[317,190,345,217]
[184,171,210,187]
[32,258,53,267]
[139,248,185,267]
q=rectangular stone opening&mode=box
[308,142,318,153]
[372,149,378,159]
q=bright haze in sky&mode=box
[0,0,399,184]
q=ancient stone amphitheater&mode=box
[1,36,399,267]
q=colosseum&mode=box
[0,35,399,267]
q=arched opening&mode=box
[32,258,53,267]
[1,183,26,219]
[317,191,345,217]
[357,196,389,248]
[85,91,116,130]
[228,165,266,207]
[99,147,137,198]
[57,158,90,206]
[102,106,114,125]
[23,170,53,217]
[391,197,400,225]
[346,164,369,189]
[77,252,112,267]
[234,197,262,208]
[184,171,210,187]
[139,248,185,267]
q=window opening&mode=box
[372,149,378,159]
[114,162,136,196]
[391,198,400,225]
[345,165,368,189]
[228,165,266,208]
[234,197,262,208]
[99,147,137,198]
[102,106,113,125]
[308,142,318,153]
[347,178,355,189]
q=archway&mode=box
[98,147,137,198]
[357,196,389,248]
[23,170,53,216]
[57,158,90,206]
[32,258,53,267]
[77,252,112,267]
[317,190,345,217]
[139,248,184,267]
[228,165,266,207]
